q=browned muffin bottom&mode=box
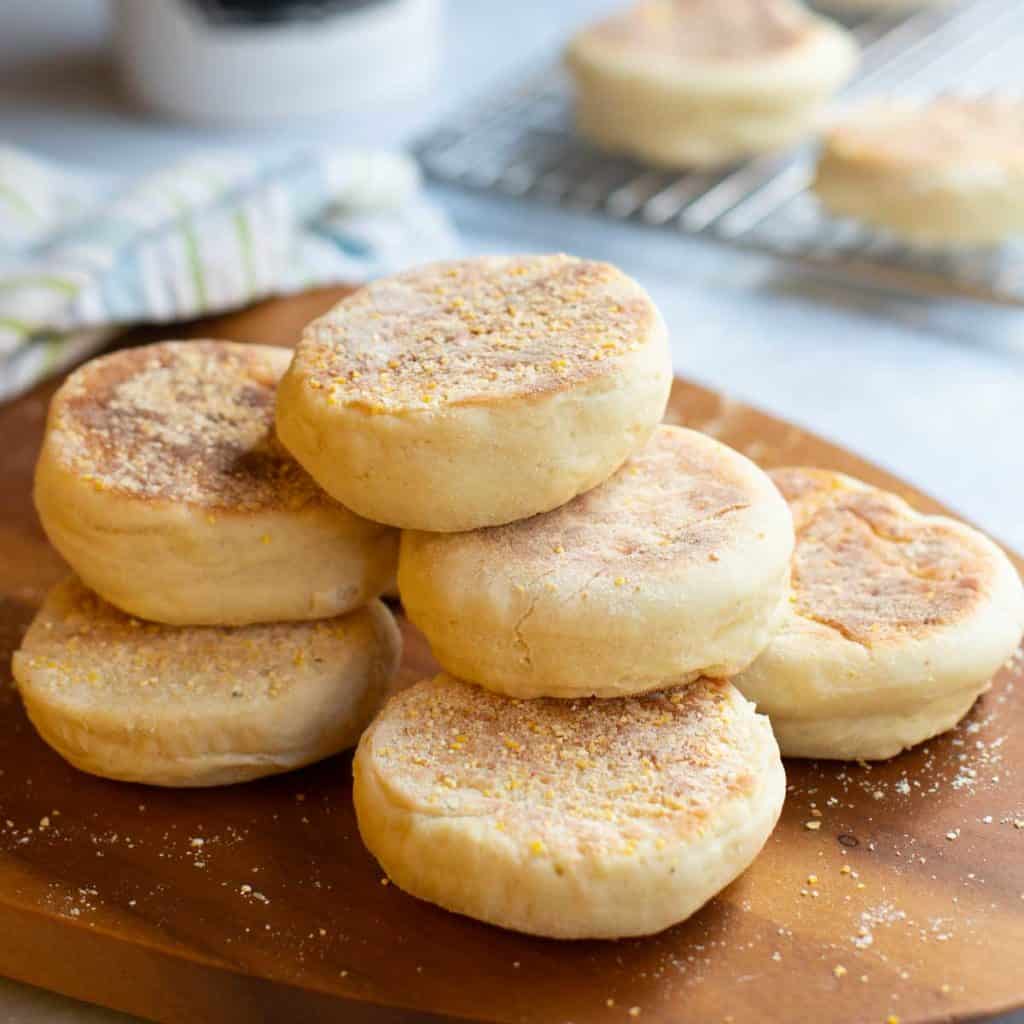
[774,467,989,649]
[292,254,659,411]
[50,340,324,512]
[590,0,814,63]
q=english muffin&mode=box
[565,0,858,169]
[733,468,1024,760]
[12,578,402,786]
[354,674,785,939]
[35,340,398,626]
[275,255,672,532]
[813,96,1024,246]
[399,426,794,698]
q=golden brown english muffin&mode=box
[354,674,784,939]
[275,254,672,532]
[34,340,397,626]
[733,468,1024,760]
[399,425,794,698]
[814,96,1024,246]
[13,578,402,787]
[565,0,858,169]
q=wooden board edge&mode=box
[0,899,457,1024]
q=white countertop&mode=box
[1,2,1023,1022]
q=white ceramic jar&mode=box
[112,0,441,122]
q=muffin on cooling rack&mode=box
[813,96,1024,246]
[565,0,858,169]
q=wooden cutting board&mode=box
[1,289,1022,1024]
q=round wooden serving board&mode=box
[0,289,1022,1024]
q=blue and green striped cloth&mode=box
[0,145,456,401]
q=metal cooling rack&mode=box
[413,0,1024,305]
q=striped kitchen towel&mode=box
[0,145,457,402]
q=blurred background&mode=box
[0,3,1023,1019]
[2,1,1023,545]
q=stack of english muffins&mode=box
[15,341,402,786]
[13,254,1024,940]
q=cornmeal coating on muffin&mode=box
[276,254,672,531]
[733,468,1024,760]
[583,0,814,61]
[354,674,785,938]
[399,425,794,698]
[35,340,397,625]
[13,578,402,786]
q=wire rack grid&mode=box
[413,0,1024,305]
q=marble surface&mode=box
[1,1,1022,1022]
